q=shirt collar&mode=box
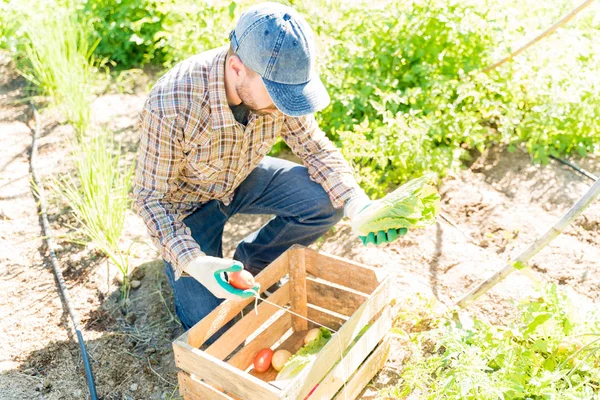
[209,46,238,130]
[208,46,283,130]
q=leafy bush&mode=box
[157,0,239,67]
[79,0,167,69]
[77,0,240,69]
[303,0,506,195]
[302,0,600,196]
[390,285,600,399]
[0,1,17,51]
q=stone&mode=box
[130,280,141,289]
[131,266,146,280]
[130,383,138,391]
[125,312,137,324]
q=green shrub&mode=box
[80,0,167,69]
[390,285,600,399]
[302,0,600,196]
[0,1,17,51]
[157,0,239,67]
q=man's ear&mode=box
[228,55,247,81]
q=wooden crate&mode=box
[173,245,395,400]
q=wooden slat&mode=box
[332,336,391,400]
[227,312,292,370]
[173,337,280,400]
[206,283,290,360]
[280,274,393,400]
[289,248,308,331]
[304,248,384,294]
[187,251,289,348]
[307,304,348,331]
[306,277,369,317]
[308,306,392,399]
[178,371,239,400]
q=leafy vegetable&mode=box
[276,327,332,381]
[352,174,440,236]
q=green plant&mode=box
[16,1,97,136]
[157,0,240,67]
[389,285,600,399]
[0,1,17,51]
[56,131,134,299]
[80,0,167,69]
[297,0,600,196]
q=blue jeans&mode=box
[164,156,343,342]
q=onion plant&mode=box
[56,130,134,300]
[17,1,98,138]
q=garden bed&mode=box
[1,52,599,399]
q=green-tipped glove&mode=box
[345,195,408,246]
[183,256,260,300]
[346,174,441,246]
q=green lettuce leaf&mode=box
[352,173,440,236]
[275,327,332,381]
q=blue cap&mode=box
[229,2,330,117]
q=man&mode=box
[133,2,405,339]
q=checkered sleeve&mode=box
[281,114,366,208]
[133,108,204,280]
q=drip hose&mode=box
[29,102,99,400]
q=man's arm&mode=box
[280,114,368,210]
[133,109,204,279]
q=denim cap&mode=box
[229,2,330,116]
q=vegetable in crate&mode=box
[253,348,274,372]
[271,350,292,371]
[303,328,321,345]
[228,270,256,290]
[348,174,440,246]
[276,327,332,381]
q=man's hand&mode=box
[345,195,408,246]
[183,256,260,300]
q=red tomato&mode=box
[228,270,255,290]
[253,348,273,372]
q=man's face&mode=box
[235,67,279,115]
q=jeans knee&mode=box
[306,196,344,227]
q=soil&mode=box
[1,50,599,400]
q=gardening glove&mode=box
[345,194,408,246]
[183,256,260,301]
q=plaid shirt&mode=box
[133,46,363,279]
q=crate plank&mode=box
[289,248,308,331]
[304,248,383,294]
[173,337,280,400]
[206,283,290,360]
[332,336,391,400]
[227,312,292,370]
[306,277,369,317]
[178,371,239,400]
[187,251,289,348]
[281,274,393,400]
[307,304,347,331]
[307,306,392,399]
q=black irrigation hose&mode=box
[29,102,99,400]
[550,155,598,182]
